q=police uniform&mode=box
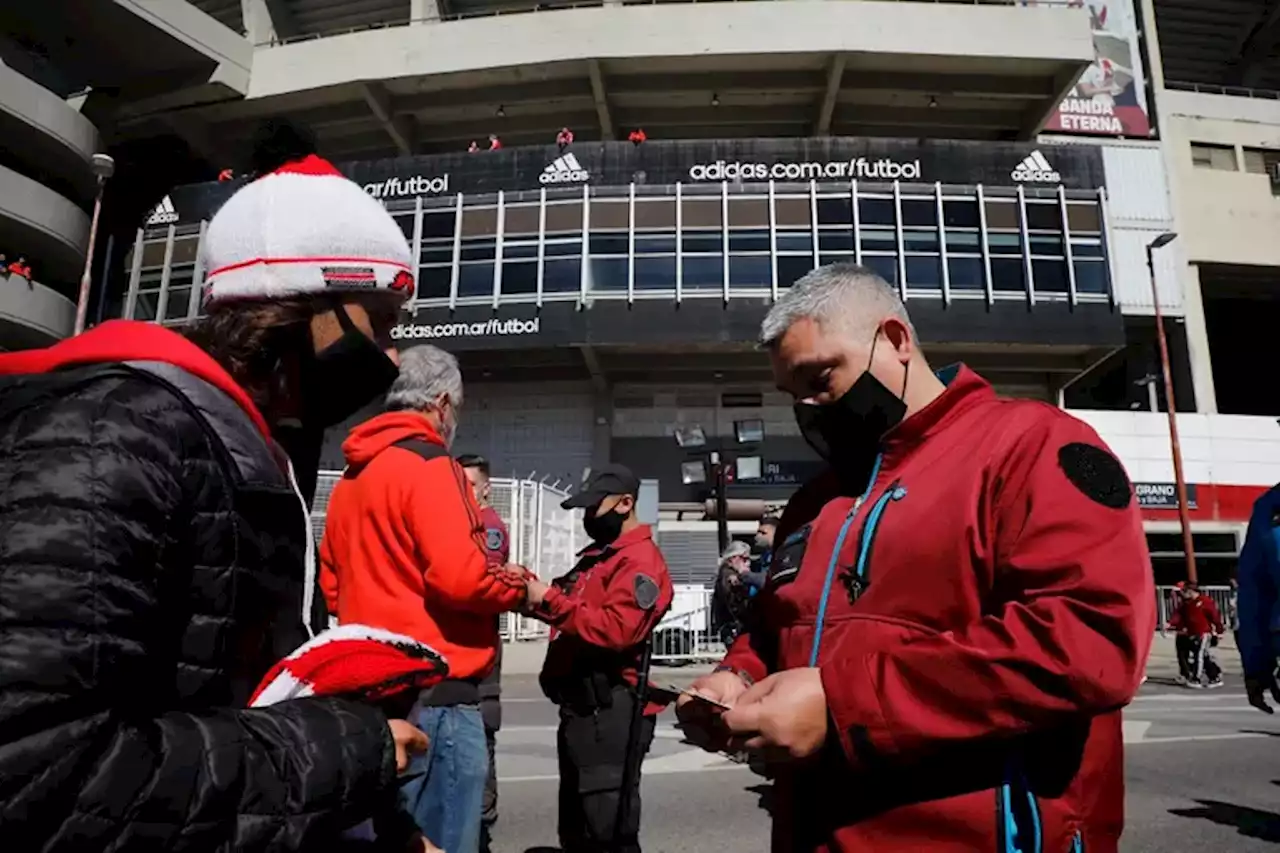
[477,504,510,853]
[531,466,674,853]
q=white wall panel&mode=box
[1102,145,1172,224]
[454,381,594,486]
[1072,409,1280,487]
[612,382,799,438]
[1108,227,1183,315]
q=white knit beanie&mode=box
[200,155,414,307]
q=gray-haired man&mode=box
[320,344,529,853]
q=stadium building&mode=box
[8,0,1280,586]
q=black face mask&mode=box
[300,305,400,429]
[584,505,628,545]
[794,333,908,479]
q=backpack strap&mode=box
[391,438,450,463]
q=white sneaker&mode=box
[1175,675,1189,686]
[1207,679,1224,689]
[1186,680,1205,689]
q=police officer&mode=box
[457,454,509,853]
[522,464,673,853]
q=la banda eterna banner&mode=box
[146,138,1106,227]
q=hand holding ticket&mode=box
[673,671,750,754]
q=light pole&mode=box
[1146,231,1197,584]
[74,153,115,336]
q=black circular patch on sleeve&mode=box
[634,574,660,610]
[1057,442,1132,510]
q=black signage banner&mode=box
[1134,482,1199,510]
[147,137,1107,227]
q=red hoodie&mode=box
[0,321,271,440]
[319,411,526,682]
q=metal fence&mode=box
[310,469,583,640]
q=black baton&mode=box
[613,639,654,851]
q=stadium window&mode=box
[904,255,942,290]
[818,231,854,252]
[729,255,772,288]
[776,254,816,288]
[728,197,770,228]
[503,204,540,236]
[460,239,496,262]
[682,256,724,290]
[899,198,937,228]
[587,257,628,292]
[417,266,451,300]
[990,257,1026,293]
[773,197,811,227]
[943,199,981,229]
[461,206,498,237]
[902,229,939,253]
[858,227,896,253]
[775,230,811,253]
[635,256,676,291]
[634,199,675,230]
[1023,201,1062,232]
[983,199,1019,230]
[862,254,898,286]
[1190,142,1237,171]
[457,262,493,297]
[589,233,629,255]
[422,211,457,240]
[683,199,723,228]
[727,229,771,253]
[947,256,985,292]
[501,261,538,295]
[1031,258,1069,294]
[543,258,582,293]
[816,196,853,225]
[544,201,584,235]
[1073,259,1109,295]
[591,201,629,230]
[857,196,895,227]
[681,233,722,254]
[635,235,677,255]
[1065,201,1102,234]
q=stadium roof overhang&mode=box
[3,0,251,124]
[1154,0,1280,92]
[117,0,1095,163]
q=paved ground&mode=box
[487,636,1280,852]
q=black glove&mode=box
[1245,666,1280,714]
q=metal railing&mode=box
[1165,80,1280,102]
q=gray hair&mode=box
[759,263,915,347]
[385,344,464,412]
[720,540,751,565]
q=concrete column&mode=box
[240,0,275,44]
[1180,263,1219,413]
[411,0,441,23]
[592,388,613,469]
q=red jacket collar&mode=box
[882,363,994,456]
[0,321,272,441]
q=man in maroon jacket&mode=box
[677,264,1154,853]
[1168,582,1225,688]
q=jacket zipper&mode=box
[1071,830,1083,853]
[995,762,1042,853]
[850,478,906,596]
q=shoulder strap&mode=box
[392,438,450,463]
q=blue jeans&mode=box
[399,703,489,853]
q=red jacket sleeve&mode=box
[821,411,1155,768]
[1204,598,1224,633]
[406,456,526,614]
[539,550,673,650]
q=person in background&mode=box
[457,453,511,853]
[0,252,7,272]
[1168,580,1195,684]
[469,140,480,153]
[488,134,502,151]
[0,147,428,850]
[1238,483,1280,713]
[1228,577,1241,649]
[754,512,780,574]
[713,541,760,645]
[679,263,1152,853]
[628,128,647,146]
[557,127,575,151]
[218,168,235,182]
[522,464,674,853]
[320,345,529,853]
[1168,582,1224,688]
[8,255,31,281]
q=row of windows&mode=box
[396,194,1104,244]
[1190,141,1280,180]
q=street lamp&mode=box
[74,153,115,336]
[1145,231,1198,584]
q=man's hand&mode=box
[1245,667,1280,714]
[675,670,750,752]
[525,578,550,608]
[407,834,445,853]
[388,719,429,772]
[720,668,829,760]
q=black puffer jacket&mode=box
[0,327,397,851]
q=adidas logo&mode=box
[147,195,179,225]
[539,152,590,185]
[1011,150,1061,184]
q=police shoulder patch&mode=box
[1057,442,1131,510]
[485,527,506,551]
[634,574,660,610]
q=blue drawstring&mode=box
[999,763,1043,853]
[809,454,883,668]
